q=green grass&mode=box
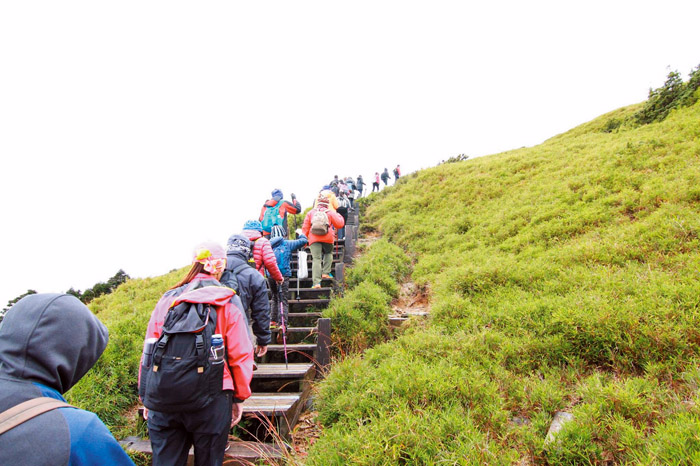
[323,238,410,354]
[64,267,185,439]
[64,90,700,463]
[308,94,700,463]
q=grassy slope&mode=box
[65,268,185,438]
[308,99,700,464]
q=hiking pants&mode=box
[310,242,333,286]
[269,277,290,324]
[148,390,233,466]
[372,182,379,192]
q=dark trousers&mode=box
[148,391,233,466]
[372,182,379,192]
[269,277,290,324]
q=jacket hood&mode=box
[171,285,235,308]
[269,236,284,249]
[243,229,263,241]
[264,199,280,207]
[0,294,109,394]
[226,233,251,260]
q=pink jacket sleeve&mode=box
[217,301,255,401]
[257,239,283,282]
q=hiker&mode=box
[220,234,272,357]
[242,219,285,285]
[356,174,365,198]
[336,190,350,240]
[258,189,301,238]
[302,193,345,288]
[345,176,356,206]
[314,185,339,211]
[0,293,135,465]
[393,165,401,181]
[372,172,380,192]
[269,225,308,329]
[381,168,390,186]
[140,241,254,466]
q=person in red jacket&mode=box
[141,241,254,466]
[258,189,302,238]
[242,219,284,284]
[302,193,345,288]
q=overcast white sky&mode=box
[1,1,698,308]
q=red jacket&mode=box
[142,275,254,401]
[258,198,301,226]
[242,229,284,282]
[302,207,345,245]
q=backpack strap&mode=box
[233,262,250,276]
[0,397,73,436]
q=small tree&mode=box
[2,290,38,321]
[636,64,700,124]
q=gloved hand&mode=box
[296,228,303,237]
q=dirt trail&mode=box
[389,280,430,320]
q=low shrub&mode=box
[345,238,411,298]
[322,283,392,354]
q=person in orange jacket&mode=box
[302,193,345,288]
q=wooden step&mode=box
[288,277,333,288]
[271,326,317,344]
[263,343,317,364]
[253,362,315,379]
[287,312,322,327]
[242,393,303,416]
[240,392,309,441]
[119,437,286,465]
[251,363,316,393]
[289,298,330,312]
[290,287,332,299]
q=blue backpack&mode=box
[261,202,283,233]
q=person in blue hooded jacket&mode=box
[0,293,135,465]
[269,225,308,328]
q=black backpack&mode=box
[139,297,224,412]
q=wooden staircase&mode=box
[123,207,360,464]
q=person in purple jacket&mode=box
[0,293,135,465]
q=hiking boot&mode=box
[322,274,333,279]
[311,284,322,289]
[269,321,280,330]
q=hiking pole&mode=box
[278,288,289,370]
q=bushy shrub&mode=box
[635,64,700,124]
[345,238,411,298]
[322,283,392,354]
